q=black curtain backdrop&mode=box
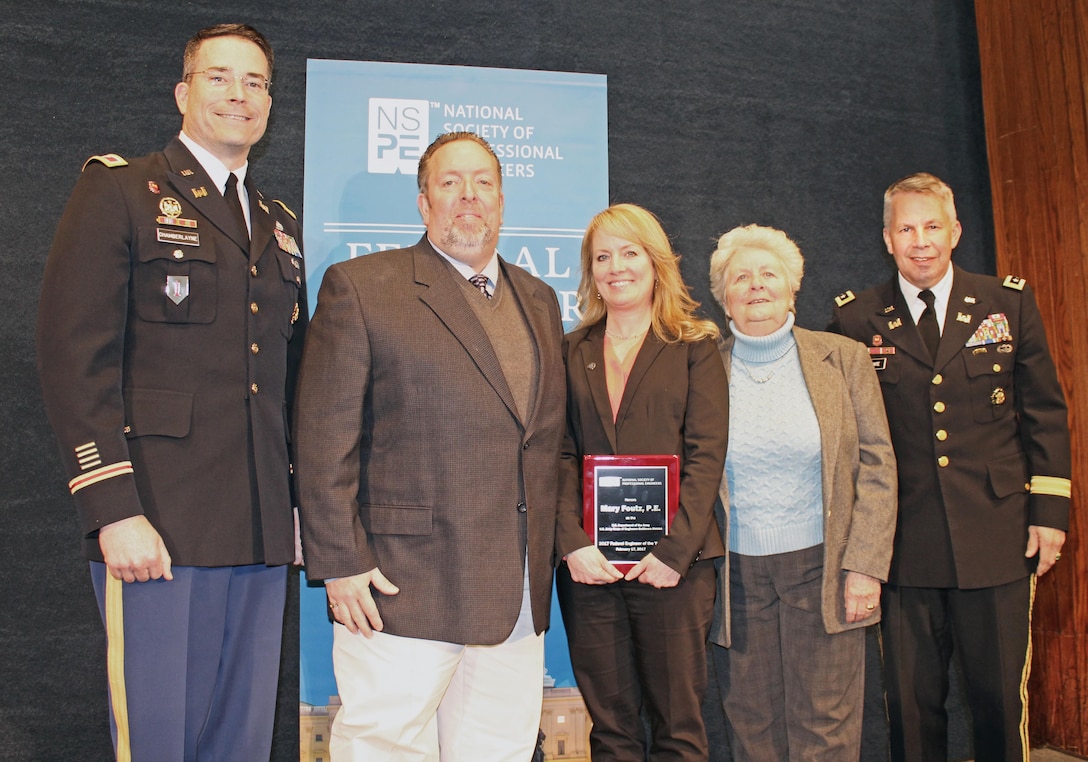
[1,1,990,760]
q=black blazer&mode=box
[830,265,1070,588]
[37,138,307,566]
[555,322,729,575]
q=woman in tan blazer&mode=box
[706,224,897,761]
[555,204,729,761]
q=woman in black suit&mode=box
[555,203,729,760]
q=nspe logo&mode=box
[368,98,429,175]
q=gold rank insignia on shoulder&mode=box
[272,199,297,220]
[1002,275,1026,291]
[834,290,856,307]
[82,153,128,171]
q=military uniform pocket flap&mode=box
[123,387,194,439]
[988,452,1029,499]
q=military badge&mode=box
[166,275,190,305]
[159,197,183,218]
[887,317,903,330]
[148,181,160,194]
[275,229,302,256]
[966,312,1012,347]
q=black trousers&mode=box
[881,576,1033,762]
[556,558,717,761]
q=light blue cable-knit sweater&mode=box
[726,313,824,556]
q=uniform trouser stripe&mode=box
[105,574,132,762]
[1017,575,1037,762]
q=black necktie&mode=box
[224,172,249,241]
[918,289,941,360]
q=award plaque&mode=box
[582,454,680,571]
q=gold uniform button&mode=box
[250,383,259,395]
[933,401,946,413]
[173,249,184,260]
[937,456,950,467]
[992,363,1002,372]
[936,430,948,441]
[123,425,132,434]
[296,276,302,286]
[250,343,260,355]
[1025,483,1031,491]
[250,265,259,277]
[932,374,943,385]
[250,302,259,314]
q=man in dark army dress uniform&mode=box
[830,172,1070,762]
[36,23,305,761]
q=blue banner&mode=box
[299,59,608,709]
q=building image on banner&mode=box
[299,59,607,761]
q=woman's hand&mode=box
[566,545,625,584]
[844,570,882,623]
[625,552,681,588]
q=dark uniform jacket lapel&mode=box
[934,267,986,371]
[163,139,250,255]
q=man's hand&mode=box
[1026,525,1066,577]
[844,570,882,623]
[566,545,624,585]
[624,552,680,588]
[326,569,400,637]
[98,515,173,583]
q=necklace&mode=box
[734,356,781,384]
[605,326,649,343]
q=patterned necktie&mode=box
[469,273,491,299]
[918,289,941,361]
[224,172,249,241]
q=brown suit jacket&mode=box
[709,327,897,647]
[294,237,566,645]
[555,322,729,575]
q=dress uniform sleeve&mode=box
[36,162,145,535]
[1012,283,1071,530]
[293,263,379,580]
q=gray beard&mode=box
[442,221,494,252]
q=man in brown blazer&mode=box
[294,132,566,760]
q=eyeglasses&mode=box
[186,69,271,93]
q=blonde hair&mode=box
[883,172,957,228]
[577,204,718,343]
[708,224,804,315]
